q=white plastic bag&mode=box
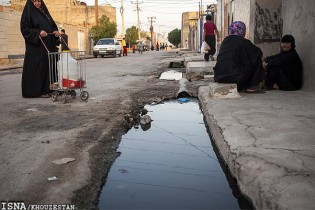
[58,52,79,80]
[201,41,210,53]
[57,52,80,88]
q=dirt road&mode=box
[0,50,196,209]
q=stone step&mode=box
[185,61,215,81]
[184,56,205,66]
[209,82,240,99]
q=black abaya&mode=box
[265,49,303,91]
[20,0,58,98]
[213,35,265,90]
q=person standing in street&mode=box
[203,15,219,61]
[122,37,127,56]
[20,0,60,98]
[59,29,70,51]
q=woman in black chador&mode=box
[20,0,60,98]
[264,35,303,91]
[213,21,265,92]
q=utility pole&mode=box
[200,0,203,19]
[131,0,143,40]
[95,0,98,25]
[148,17,156,48]
[120,0,125,37]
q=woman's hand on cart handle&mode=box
[52,31,60,37]
[40,30,48,37]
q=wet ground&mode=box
[98,99,251,209]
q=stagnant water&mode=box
[98,99,252,209]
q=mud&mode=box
[0,51,207,209]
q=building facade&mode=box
[216,0,314,91]
[0,0,116,59]
[181,0,314,91]
[181,12,199,51]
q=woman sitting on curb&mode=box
[263,35,303,91]
[213,21,265,93]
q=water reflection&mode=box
[99,99,242,209]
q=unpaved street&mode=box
[0,50,197,209]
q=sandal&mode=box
[243,89,265,94]
[40,94,50,98]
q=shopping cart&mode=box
[40,35,89,103]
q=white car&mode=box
[93,38,122,58]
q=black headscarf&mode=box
[22,0,56,34]
[21,0,58,52]
[281,34,296,49]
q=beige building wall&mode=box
[181,12,199,49]
[0,6,90,59]
[10,0,116,27]
[2,1,117,58]
[0,6,25,59]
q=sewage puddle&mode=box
[99,99,251,209]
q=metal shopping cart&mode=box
[40,35,89,103]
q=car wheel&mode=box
[101,55,104,58]
[119,50,122,57]
[113,50,117,58]
[93,54,97,58]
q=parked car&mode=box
[93,38,122,58]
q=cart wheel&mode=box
[51,91,58,102]
[61,93,67,104]
[80,91,89,101]
[70,90,76,99]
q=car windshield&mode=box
[97,39,114,45]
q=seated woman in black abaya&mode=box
[263,35,303,91]
[213,21,265,93]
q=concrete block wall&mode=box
[282,0,315,91]
[218,0,281,57]
[254,0,282,58]
[232,0,252,39]
[0,6,25,59]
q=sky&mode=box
[0,0,217,37]
[83,0,217,36]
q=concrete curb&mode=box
[198,86,315,209]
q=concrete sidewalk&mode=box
[198,86,315,209]
[0,55,94,71]
[0,59,23,71]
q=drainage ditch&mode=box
[98,99,253,209]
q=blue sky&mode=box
[83,0,217,35]
[0,0,216,36]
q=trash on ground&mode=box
[26,108,38,112]
[52,158,75,165]
[140,108,148,116]
[140,115,152,125]
[177,98,190,103]
[47,176,58,181]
